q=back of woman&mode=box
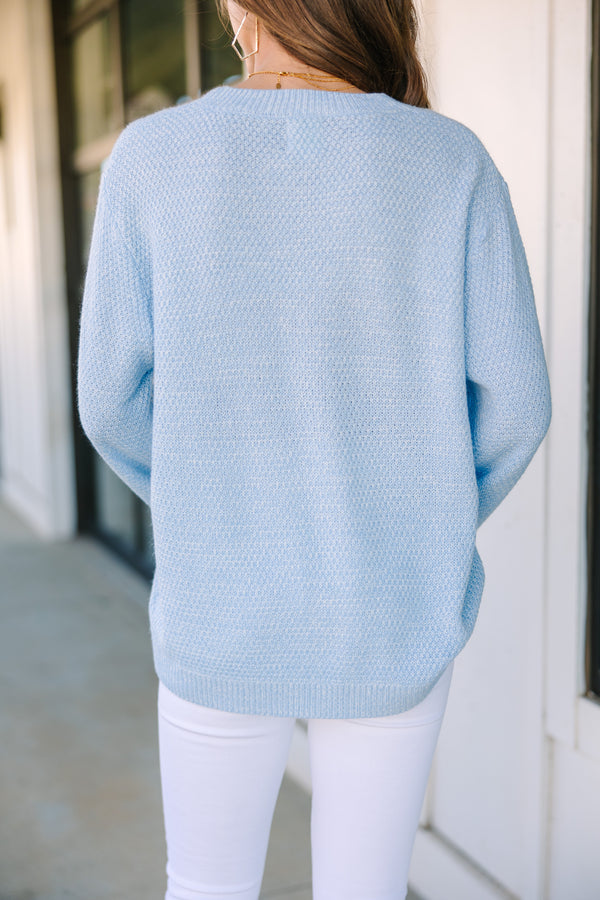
[76,2,552,898]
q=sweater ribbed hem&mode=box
[196,83,400,118]
[151,644,452,719]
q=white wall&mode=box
[407,1,600,899]
[415,0,551,894]
[0,0,76,538]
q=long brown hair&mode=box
[215,0,431,108]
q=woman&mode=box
[76,1,552,898]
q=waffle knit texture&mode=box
[77,84,552,718]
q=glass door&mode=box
[52,0,242,576]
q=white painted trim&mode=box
[577,694,600,760]
[545,0,594,747]
[24,0,77,537]
[409,828,515,900]
[0,0,77,536]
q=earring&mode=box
[231,10,259,60]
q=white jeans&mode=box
[157,659,454,900]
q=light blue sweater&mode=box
[77,84,552,718]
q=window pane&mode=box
[96,457,138,547]
[76,168,147,557]
[70,16,117,147]
[122,0,187,123]
[78,168,101,267]
[198,0,243,92]
[140,503,156,570]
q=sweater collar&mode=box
[197,83,400,116]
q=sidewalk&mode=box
[0,498,422,900]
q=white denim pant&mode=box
[157,659,454,900]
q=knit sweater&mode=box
[77,83,552,718]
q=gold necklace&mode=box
[246,70,362,91]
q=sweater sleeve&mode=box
[76,139,154,507]
[464,162,552,529]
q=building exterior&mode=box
[0,0,597,897]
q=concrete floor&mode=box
[0,499,422,900]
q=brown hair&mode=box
[215,0,431,108]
